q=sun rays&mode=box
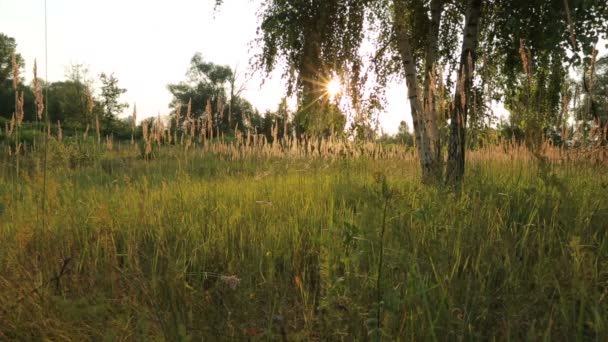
[326,78,341,98]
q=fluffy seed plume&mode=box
[16,91,25,126]
[519,39,533,84]
[11,53,19,91]
[220,275,241,290]
[57,120,63,142]
[95,114,101,144]
[132,103,137,130]
[33,60,44,120]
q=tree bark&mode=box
[446,0,483,186]
[393,0,440,184]
[423,0,445,181]
[298,12,334,137]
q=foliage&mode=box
[377,120,415,146]
[45,81,95,128]
[168,53,255,134]
[252,98,292,141]
[293,101,346,137]
[485,0,608,134]
[583,56,608,126]
[253,0,368,93]
[0,33,28,119]
[0,33,24,85]
[242,0,368,135]
[99,72,129,133]
[0,81,35,121]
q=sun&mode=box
[326,78,341,97]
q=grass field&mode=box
[0,138,607,340]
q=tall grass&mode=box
[0,136,606,340]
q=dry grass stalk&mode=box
[132,104,137,128]
[154,116,165,144]
[105,135,113,151]
[11,53,19,92]
[234,123,240,144]
[283,116,288,141]
[8,113,15,137]
[142,120,152,157]
[83,124,90,140]
[57,121,63,142]
[216,97,224,139]
[218,96,224,122]
[220,275,240,290]
[206,99,213,141]
[95,115,101,144]
[142,120,149,142]
[200,118,207,143]
[185,98,192,136]
[33,60,44,121]
[175,103,182,144]
[184,100,192,146]
[519,39,533,84]
[16,91,25,126]
[166,118,172,144]
[189,115,195,139]
[131,104,137,145]
[186,98,192,122]
[196,119,203,143]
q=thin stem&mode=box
[41,0,49,243]
[376,197,389,340]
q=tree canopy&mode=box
[214,0,607,183]
[167,53,257,134]
[2,0,608,181]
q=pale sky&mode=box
[3,0,602,135]
[0,0,415,134]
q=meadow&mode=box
[0,135,607,340]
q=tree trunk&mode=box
[423,0,444,181]
[298,18,326,137]
[446,0,483,186]
[393,0,440,184]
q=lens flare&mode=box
[326,78,341,97]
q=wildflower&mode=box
[220,275,240,290]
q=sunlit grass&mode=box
[0,139,606,340]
